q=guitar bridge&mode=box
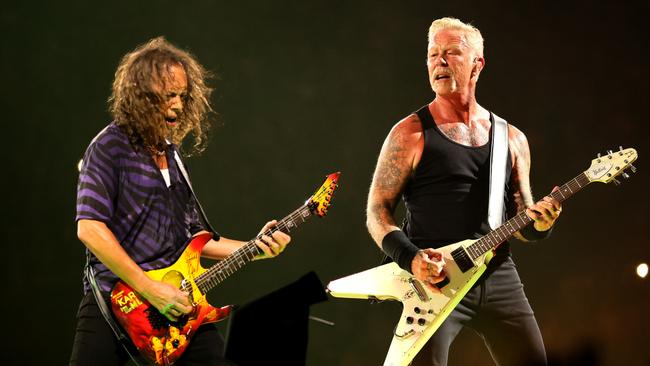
[408,277,430,302]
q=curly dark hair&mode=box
[109,37,213,155]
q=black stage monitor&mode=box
[224,271,328,366]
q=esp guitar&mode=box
[110,172,340,365]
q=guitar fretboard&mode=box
[189,204,313,294]
[465,172,591,260]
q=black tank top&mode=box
[403,105,512,254]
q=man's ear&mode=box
[472,57,485,77]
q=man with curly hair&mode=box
[70,37,291,365]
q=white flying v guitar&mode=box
[327,147,638,366]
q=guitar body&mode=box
[110,233,232,366]
[328,239,493,366]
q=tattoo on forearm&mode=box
[368,202,395,227]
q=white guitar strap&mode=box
[488,112,509,229]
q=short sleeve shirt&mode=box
[76,122,216,292]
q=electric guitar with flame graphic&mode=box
[110,172,340,365]
[328,148,638,366]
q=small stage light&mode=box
[636,263,648,279]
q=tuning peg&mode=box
[622,172,630,179]
[619,146,623,151]
[612,178,621,186]
[607,150,613,154]
[630,164,637,173]
[597,153,601,158]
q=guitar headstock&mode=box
[585,147,638,184]
[306,172,340,217]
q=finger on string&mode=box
[272,231,289,243]
[527,208,541,220]
[263,220,277,231]
[256,240,272,256]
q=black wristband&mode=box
[381,230,420,273]
[521,224,553,241]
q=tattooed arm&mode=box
[366,114,445,288]
[506,124,562,242]
[366,114,423,245]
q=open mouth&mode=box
[435,75,450,80]
[165,116,178,125]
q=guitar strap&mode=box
[173,149,220,238]
[84,260,144,365]
[488,112,509,229]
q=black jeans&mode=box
[69,292,234,366]
[412,256,547,366]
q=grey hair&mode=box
[428,17,484,57]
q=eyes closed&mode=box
[428,48,462,59]
[165,91,187,101]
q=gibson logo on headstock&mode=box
[591,166,608,177]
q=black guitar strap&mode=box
[173,149,220,239]
[84,258,144,365]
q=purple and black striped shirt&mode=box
[76,122,215,293]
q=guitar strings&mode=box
[193,206,305,290]
[466,173,589,260]
[189,204,314,293]
[196,204,310,291]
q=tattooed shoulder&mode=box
[508,124,530,167]
[373,116,421,191]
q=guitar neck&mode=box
[194,204,313,294]
[466,172,591,260]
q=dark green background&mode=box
[3,1,649,365]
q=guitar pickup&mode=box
[408,277,430,302]
[451,246,474,273]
